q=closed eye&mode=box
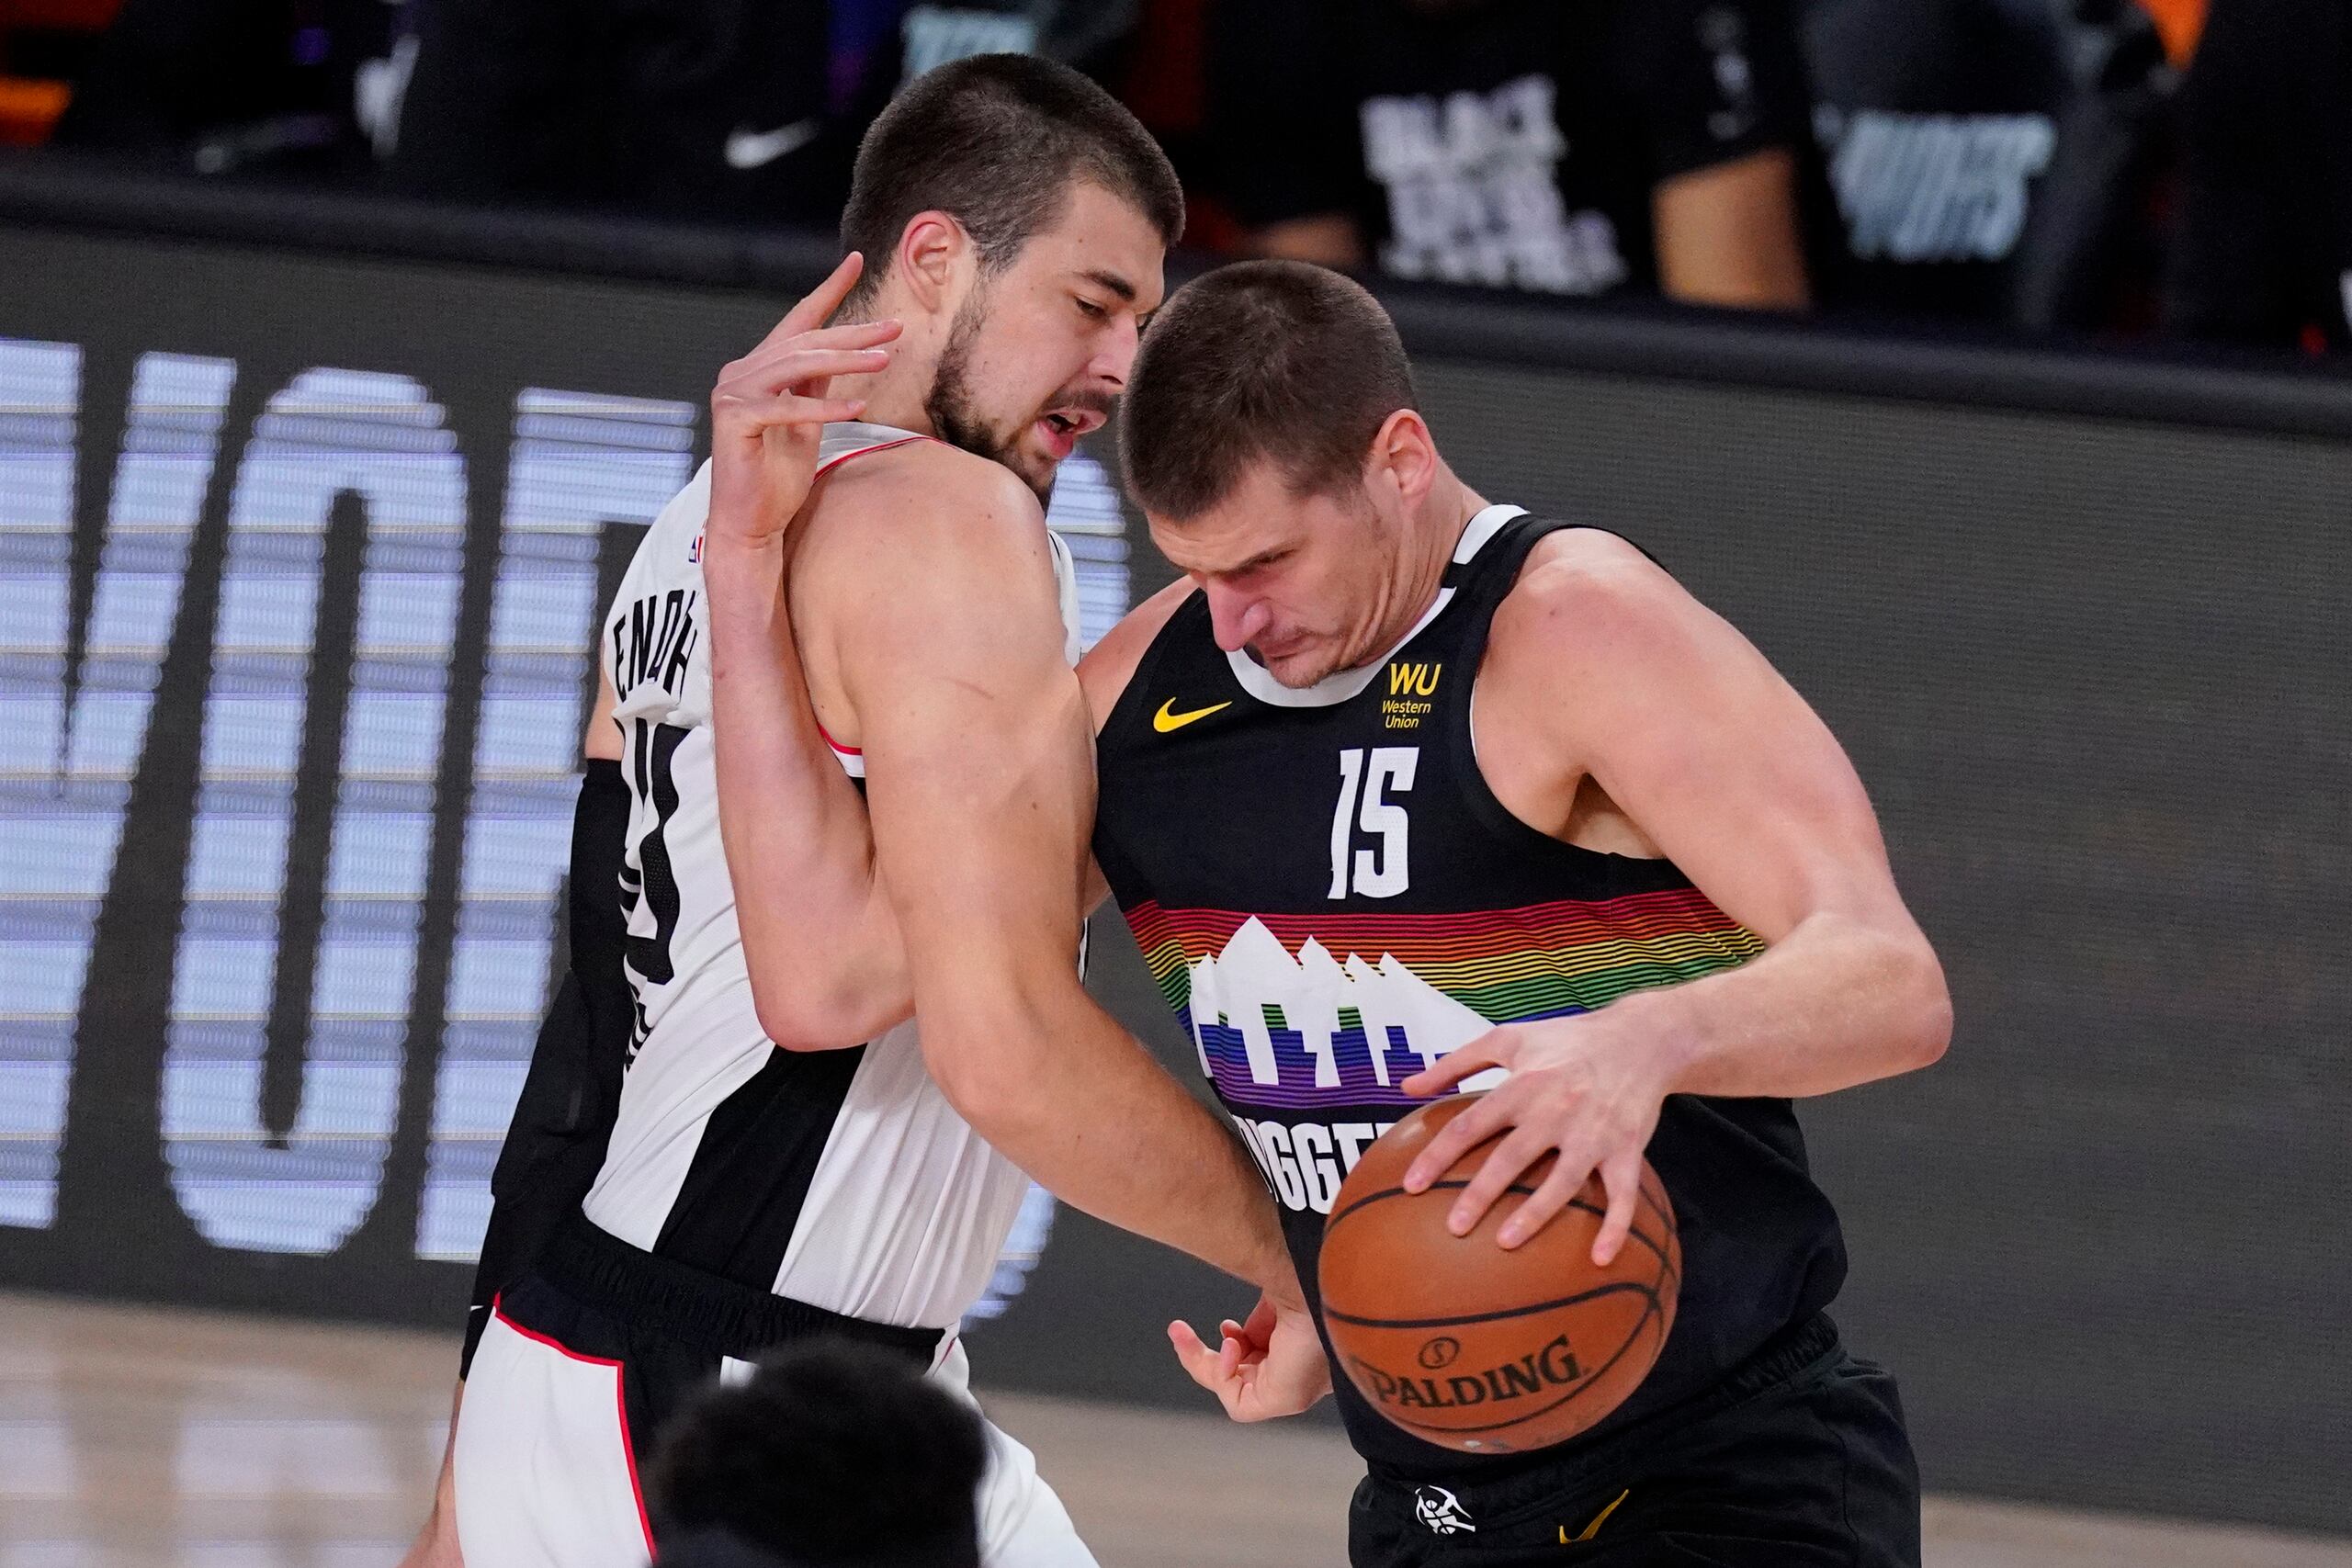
[1075,296,1109,321]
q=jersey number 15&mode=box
[1329,746,1417,899]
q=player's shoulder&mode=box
[817,437,1043,547]
[799,440,1069,667]
[1491,526,1693,668]
[800,439,1056,609]
[1078,577,1199,730]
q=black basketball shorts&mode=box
[1348,1315,1920,1567]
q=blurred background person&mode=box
[379,0,1139,224]
[42,0,388,176]
[1999,0,2181,337]
[651,1341,990,1568]
[1197,0,1817,310]
[1798,0,2075,322]
[2163,0,2350,353]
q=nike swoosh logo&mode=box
[1153,698,1231,734]
[725,118,821,170]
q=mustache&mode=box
[1045,386,1116,420]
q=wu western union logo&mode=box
[1388,661,1442,696]
[1383,661,1440,729]
[1154,698,1231,734]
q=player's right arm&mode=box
[698,254,915,1051]
[822,454,1315,1354]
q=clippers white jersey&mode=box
[581,423,1083,1329]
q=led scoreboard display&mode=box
[0,315,1129,1319]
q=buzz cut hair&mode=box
[1121,260,1419,520]
[840,53,1183,305]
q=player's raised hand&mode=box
[707,251,903,551]
[1397,1016,1674,1262]
[1168,1292,1330,1423]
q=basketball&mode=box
[1317,1095,1680,1455]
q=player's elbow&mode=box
[752,978,890,1055]
[1890,931,1952,1072]
[756,1001,842,1054]
[920,1002,1055,1137]
[741,933,913,1050]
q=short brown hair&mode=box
[841,54,1182,304]
[1121,261,1419,519]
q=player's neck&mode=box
[824,292,945,437]
[1359,478,1490,662]
[820,357,939,440]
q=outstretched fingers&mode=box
[1168,1319,1245,1416]
[1399,1028,1514,1101]
[1445,1122,1556,1236]
[1401,1076,1516,1193]
[720,344,896,399]
[730,318,903,380]
[1588,1146,1646,1268]
[732,391,872,430]
[758,252,865,352]
[1497,1145,1590,1248]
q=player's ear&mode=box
[896,211,967,312]
[1367,408,1441,512]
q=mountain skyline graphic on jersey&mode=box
[1180,917,1509,1111]
[1123,891,1765,1113]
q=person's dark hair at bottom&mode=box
[650,1339,988,1568]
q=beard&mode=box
[924,286,1113,506]
[924,287,1052,504]
[1270,647,1351,690]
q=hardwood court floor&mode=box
[1,1292,2345,1568]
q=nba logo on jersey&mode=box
[687,531,703,564]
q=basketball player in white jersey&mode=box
[402,56,1325,1568]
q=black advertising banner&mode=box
[2,221,2346,1534]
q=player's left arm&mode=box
[1634,0,1813,310]
[409,667,628,1568]
[1403,535,1951,1252]
[1653,149,1811,310]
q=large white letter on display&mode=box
[0,345,235,1228]
[163,369,466,1254]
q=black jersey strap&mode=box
[1449,512,1664,621]
[463,757,634,1377]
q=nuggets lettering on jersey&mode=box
[1093,505,1849,1475]
[581,423,1086,1331]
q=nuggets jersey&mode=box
[1091,506,1849,1475]
[582,423,1082,1329]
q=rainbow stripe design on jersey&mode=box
[1124,890,1764,1111]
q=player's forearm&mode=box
[703,534,911,1046]
[398,1382,464,1568]
[1627,911,1950,1100]
[1653,148,1812,310]
[925,986,1298,1307]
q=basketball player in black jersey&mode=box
[739,259,1951,1566]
